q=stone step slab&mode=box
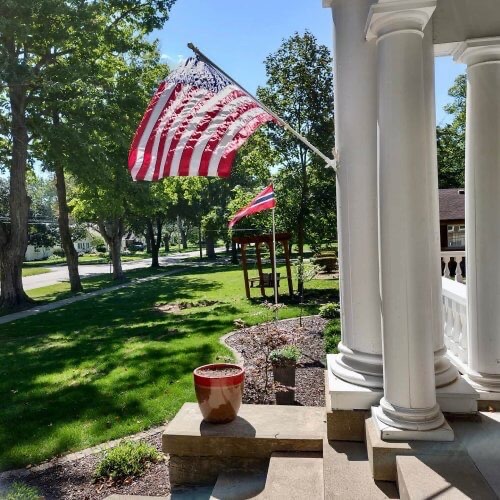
[163,403,325,458]
[396,455,497,500]
[210,471,267,499]
[262,452,324,500]
[323,439,399,499]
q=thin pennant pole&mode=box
[272,207,278,311]
[187,43,337,172]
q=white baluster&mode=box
[443,256,451,279]
[455,257,464,283]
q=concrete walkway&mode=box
[0,266,187,326]
[23,247,226,291]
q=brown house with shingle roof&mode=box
[439,188,465,250]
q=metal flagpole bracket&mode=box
[187,42,338,173]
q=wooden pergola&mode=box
[232,233,293,299]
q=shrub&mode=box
[96,244,107,253]
[1,481,41,500]
[324,319,341,354]
[52,247,65,258]
[94,441,162,481]
[270,345,301,366]
[319,302,340,319]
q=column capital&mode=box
[365,0,436,41]
[453,37,500,67]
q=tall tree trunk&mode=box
[231,240,239,264]
[198,224,203,260]
[0,85,32,309]
[177,216,188,249]
[164,234,170,252]
[98,219,124,280]
[53,113,82,293]
[147,218,162,268]
[144,230,152,253]
[206,234,216,260]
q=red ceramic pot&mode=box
[193,363,245,424]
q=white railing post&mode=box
[441,277,469,375]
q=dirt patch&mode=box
[155,299,223,314]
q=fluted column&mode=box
[325,0,383,390]
[367,0,452,439]
[454,38,500,393]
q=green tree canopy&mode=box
[257,31,336,257]
[437,74,466,188]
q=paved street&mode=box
[23,247,226,291]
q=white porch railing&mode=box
[441,251,466,283]
[442,276,468,374]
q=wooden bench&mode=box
[249,273,281,288]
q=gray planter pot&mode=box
[272,362,296,405]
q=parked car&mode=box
[129,241,145,251]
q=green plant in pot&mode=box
[270,345,301,405]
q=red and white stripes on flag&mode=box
[228,185,276,228]
[128,57,275,181]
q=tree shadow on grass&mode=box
[0,274,232,470]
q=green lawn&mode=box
[22,267,51,277]
[26,267,174,304]
[0,264,338,470]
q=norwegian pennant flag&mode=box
[128,57,275,181]
[228,185,276,228]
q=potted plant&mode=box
[270,345,301,405]
[193,363,245,424]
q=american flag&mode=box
[228,184,276,228]
[128,57,275,181]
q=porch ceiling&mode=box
[433,0,500,56]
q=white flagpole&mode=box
[187,43,337,172]
[272,207,278,312]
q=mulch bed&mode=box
[226,315,327,407]
[2,316,327,499]
[1,432,169,500]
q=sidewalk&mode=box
[22,247,226,291]
[0,267,187,326]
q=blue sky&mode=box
[153,0,465,125]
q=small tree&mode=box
[294,258,322,326]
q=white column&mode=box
[367,1,452,440]
[423,21,459,388]
[325,0,383,389]
[454,38,500,393]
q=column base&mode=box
[327,355,477,413]
[329,342,384,389]
[465,371,500,393]
[371,404,454,442]
[434,346,459,388]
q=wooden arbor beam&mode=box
[233,233,294,300]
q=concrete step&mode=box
[164,403,325,485]
[171,485,214,499]
[164,403,325,457]
[323,440,399,499]
[262,452,324,500]
[396,455,497,500]
[210,471,267,499]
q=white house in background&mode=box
[24,226,99,261]
[24,245,53,262]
